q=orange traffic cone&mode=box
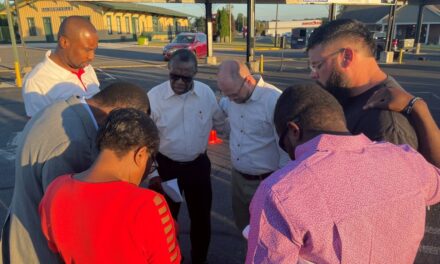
[208,130,222,144]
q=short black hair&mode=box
[96,108,159,158]
[307,19,375,57]
[92,82,150,115]
[274,83,346,134]
[168,49,198,72]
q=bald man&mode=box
[217,60,289,232]
[22,16,100,117]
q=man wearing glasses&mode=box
[217,60,289,234]
[306,19,417,149]
[147,49,226,264]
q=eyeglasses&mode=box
[222,75,249,99]
[278,116,300,152]
[308,48,345,73]
[169,73,193,83]
[147,154,158,175]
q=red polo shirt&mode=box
[39,175,181,264]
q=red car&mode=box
[163,32,207,60]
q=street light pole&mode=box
[14,0,30,68]
[5,0,22,88]
[274,1,279,47]
[229,4,232,43]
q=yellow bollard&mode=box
[259,54,264,74]
[14,62,23,88]
[398,49,404,64]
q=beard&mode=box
[318,68,351,105]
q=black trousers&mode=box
[157,152,212,264]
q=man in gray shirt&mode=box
[1,82,150,264]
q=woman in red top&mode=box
[39,108,181,264]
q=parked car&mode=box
[290,28,314,49]
[372,31,414,60]
[163,32,207,60]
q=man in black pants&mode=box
[147,49,226,264]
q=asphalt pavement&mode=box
[1,43,440,263]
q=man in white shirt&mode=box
[22,16,100,117]
[147,49,225,264]
[217,60,289,232]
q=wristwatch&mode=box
[402,97,423,116]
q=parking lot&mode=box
[1,43,440,263]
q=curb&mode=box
[96,63,167,69]
[137,44,281,52]
[0,82,17,89]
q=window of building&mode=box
[116,16,122,34]
[107,16,112,35]
[27,17,37,36]
[125,17,130,33]
[133,18,139,34]
[153,16,159,32]
[60,16,67,24]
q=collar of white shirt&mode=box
[43,50,87,80]
[248,75,265,102]
[162,80,203,100]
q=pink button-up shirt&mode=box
[247,134,440,264]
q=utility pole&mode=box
[246,0,255,64]
[229,4,232,43]
[385,0,397,52]
[14,0,30,68]
[5,0,22,88]
[274,1,279,47]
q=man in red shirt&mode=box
[39,108,181,264]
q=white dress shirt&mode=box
[22,50,100,117]
[220,76,289,175]
[148,80,226,162]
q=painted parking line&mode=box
[413,91,440,100]
[95,68,117,80]
[211,210,236,230]
[0,132,22,161]
[0,81,15,89]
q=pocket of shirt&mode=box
[196,109,212,139]
[246,118,272,138]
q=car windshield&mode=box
[172,35,195,43]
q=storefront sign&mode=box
[41,7,74,12]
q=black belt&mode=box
[237,170,273,181]
[157,152,206,166]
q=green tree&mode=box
[236,13,246,32]
[217,8,230,42]
[193,16,205,32]
[215,8,221,36]
[255,20,266,36]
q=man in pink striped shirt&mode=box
[246,83,440,264]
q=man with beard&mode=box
[306,19,417,149]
